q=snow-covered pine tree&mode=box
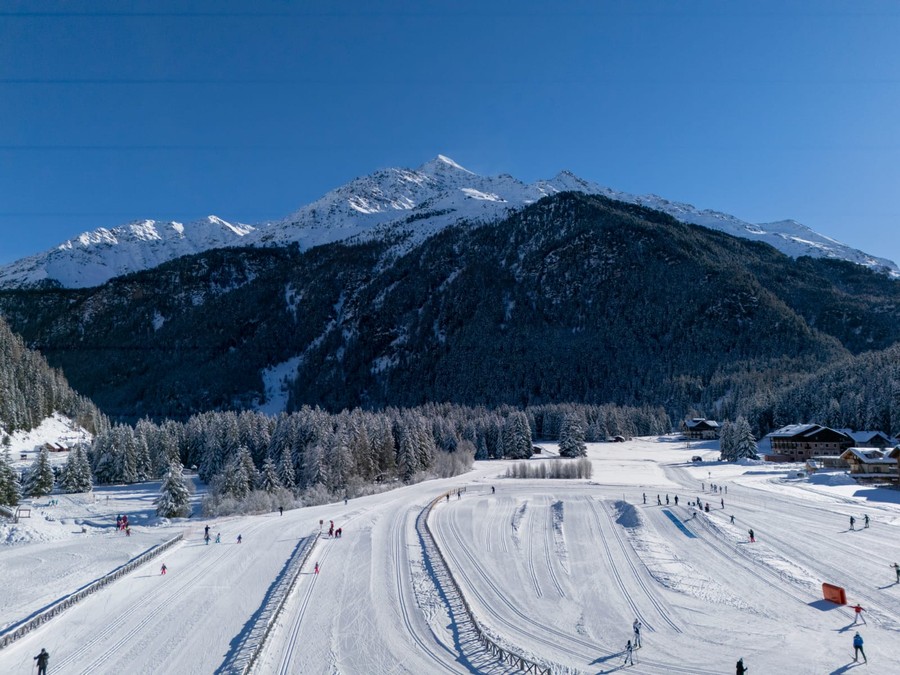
[396,426,417,483]
[558,413,587,458]
[26,446,55,497]
[277,443,296,490]
[0,448,21,506]
[155,457,191,518]
[733,416,758,461]
[60,445,93,493]
[258,457,282,493]
[718,420,736,461]
[503,412,533,459]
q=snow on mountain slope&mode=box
[0,216,254,288]
[1,156,896,289]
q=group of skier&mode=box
[115,514,131,536]
[848,513,870,530]
[203,524,222,545]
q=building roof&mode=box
[838,429,895,445]
[684,418,719,430]
[767,424,852,442]
[839,447,898,465]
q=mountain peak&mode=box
[417,154,474,175]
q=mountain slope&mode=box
[1,156,895,289]
[2,192,899,423]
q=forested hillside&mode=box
[0,315,107,434]
[1,193,899,431]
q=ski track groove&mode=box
[583,496,654,634]
[543,499,566,598]
[526,501,543,598]
[391,504,458,673]
[274,509,367,674]
[437,500,721,675]
[598,500,681,633]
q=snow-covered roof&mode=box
[685,418,719,429]
[838,429,894,445]
[839,447,898,465]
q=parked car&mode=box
[691,456,703,463]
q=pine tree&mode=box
[26,447,55,497]
[718,420,736,461]
[155,457,191,518]
[733,416,758,461]
[558,413,587,458]
[60,446,93,493]
[258,457,282,493]
[277,444,296,489]
[0,448,21,506]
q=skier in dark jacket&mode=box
[736,657,747,675]
[35,648,49,675]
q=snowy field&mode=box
[2,436,900,674]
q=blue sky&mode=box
[2,0,899,266]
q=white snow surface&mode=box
[2,157,897,289]
[2,435,900,674]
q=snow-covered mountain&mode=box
[0,216,254,288]
[1,155,896,288]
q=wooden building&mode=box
[764,424,853,462]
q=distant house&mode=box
[42,442,70,453]
[840,430,895,449]
[839,447,898,483]
[681,418,720,440]
[764,424,853,462]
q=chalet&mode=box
[839,447,898,483]
[42,442,70,453]
[764,424,853,462]
[681,418,720,440]
[840,430,895,449]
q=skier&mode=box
[721,498,725,509]
[736,657,747,675]
[892,562,900,583]
[34,648,49,675]
[666,494,669,505]
[643,493,646,504]
[204,524,210,538]
[864,514,870,528]
[446,493,450,502]
[730,514,735,524]
[623,639,634,666]
[852,631,867,663]
[237,534,242,544]
[850,515,855,530]
[674,495,678,506]
[749,529,755,543]
[657,495,661,506]
[279,506,283,516]
[492,485,496,494]
[215,532,221,543]
[852,603,865,624]
[704,503,710,513]
[314,561,320,574]
[632,619,642,648]
[161,563,167,575]
[329,521,334,537]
